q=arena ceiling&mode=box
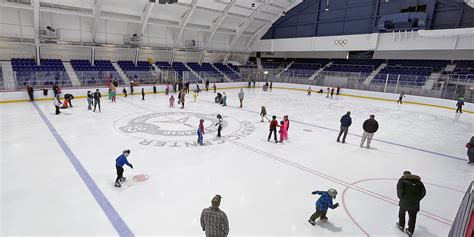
[0,0,301,50]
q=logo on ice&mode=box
[114,111,255,147]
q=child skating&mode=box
[115,149,134,188]
[260,106,270,122]
[193,91,198,102]
[169,95,175,108]
[268,115,279,143]
[307,87,312,96]
[284,115,290,140]
[326,87,330,98]
[279,120,287,143]
[215,114,223,137]
[197,119,205,145]
[308,189,339,225]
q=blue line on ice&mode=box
[32,102,134,237]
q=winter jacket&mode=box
[269,120,278,129]
[340,114,352,128]
[397,174,426,211]
[115,154,132,168]
[260,107,267,116]
[238,91,244,100]
[363,118,379,133]
[314,191,337,212]
[54,98,61,107]
[457,99,464,107]
[93,91,101,101]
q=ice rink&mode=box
[1,87,473,236]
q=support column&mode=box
[134,48,139,65]
[91,47,96,65]
[35,44,40,65]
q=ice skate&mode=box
[119,177,126,183]
[308,220,315,226]
[114,181,121,188]
[320,217,328,221]
[396,222,404,232]
[405,229,413,237]
[337,139,340,143]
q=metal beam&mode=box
[209,0,236,42]
[176,2,270,23]
[92,0,103,42]
[32,0,40,44]
[229,1,271,48]
[175,0,197,42]
[141,2,155,35]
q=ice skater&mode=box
[396,171,426,236]
[165,84,169,95]
[180,90,186,109]
[122,87,127,97]
[456,97,464,113]
[197,119,205,145]
[205,79,209,92]
[213,83,216,93]
[87,91,93,110]
[466,136,474,164]
[114,149,133,188]
[111,85,116,103]
[130,81,134,95]
[54,95,61,115]
[307,87,312,96]
[336,86,341,95]
[260,106,270,122]
[279,120,287,143]
[222,92,227,107]
[26,84,34,102]
[93,89,101,112]
[326,87,330,98]
[330,88,335,98]
[308,189,339,226]
[215,114,223,137]
[360,115,379,148]
[283,115,290,140]
[268,115,279,143]
[141,88,145,100]
[337,111,352,143]
[193,91,198,102]
[169,95,175,108]
[397,92,405,104]
[238,89,244,108]
[269,82,273,92]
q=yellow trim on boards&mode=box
[0,86,472,114]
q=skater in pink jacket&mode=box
[279,120,287,143]
[283,115,290,140]
[169,95,175,108]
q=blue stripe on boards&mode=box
[32,102,134,237]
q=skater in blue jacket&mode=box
[115,149,133,188]
[308,189,339,225]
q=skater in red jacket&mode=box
[268,115,279,143]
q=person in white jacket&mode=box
[238,89,244,108]
[54,95,61,115]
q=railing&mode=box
[74,71,123,87]
[123,70,157,85]
[449,181,473,237]
[14,71,72,89]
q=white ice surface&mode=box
[1,87,473,236]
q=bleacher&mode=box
[117,61,154,84]
[70,59,123,86]
[187,62,223,83]
[213,63,242,81]
[372,59,449,87]
[449,60,474,82]
[281,58,330,78]
[324,59,384,76]
[11,58,71,88]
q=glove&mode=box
[333,203,339,208]
[129,164,134,169]
[311,191,318,195]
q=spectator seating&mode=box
[187,62,223,83]
[70,59,123,86]
[281,59,330,79]
[213,63,242,81]
[117,61,154,84]
[449,60,474,82]
[0,64,3,89]
[12,58,71,88]
[324,59,384,77]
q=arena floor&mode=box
[1,87,472,236]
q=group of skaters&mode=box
[114,147,427,236]
[307,86,341,98]
[266,114,290,143]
